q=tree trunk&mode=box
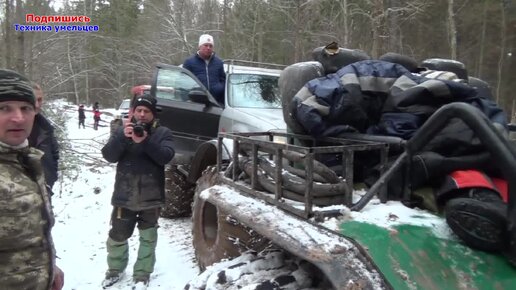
[447,0,457,59]
[4,0,13,69]
[371,0,385,58]
[15,0,25,73]
[386,0,400,52]
[476,0,488,78]
[495,2,507,104]
[294,1,302,63]
[341,0,349,46]
[67,34,80,105]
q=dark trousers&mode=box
[108,207,160,242]
[79,118,85,128]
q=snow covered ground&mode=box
[49,103,199,290]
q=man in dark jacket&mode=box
[28,83,59,197]
[183,34,226,104]
[101,94,175,289]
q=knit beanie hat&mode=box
[198,34,214,47]
[0,69,36,107]
[132,94,157,116]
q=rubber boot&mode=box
[107,237,129,272]
[133,227,158,280]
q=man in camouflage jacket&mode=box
[0,69,64,290]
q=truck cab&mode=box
[150,60,286,165]
[149,60,287,217]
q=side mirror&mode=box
[189,90,210,105]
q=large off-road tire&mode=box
[184,249,332,290]
[379,52,420,73]
[161,164,195,218]
[420,58,468,80]
[468,76,494,100]
[312,46,370,74]
[187,142,218,184]
[278,61,325,135]
[192,171,270,271]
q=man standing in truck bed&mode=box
[183,34,226,104]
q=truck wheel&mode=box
[279,61,325,136]
[192,172,270,271]
[420,58,468,80]
[161,165,195,218]
[184,249,331,290]
[110,119,123,136]
[312,46,370,74]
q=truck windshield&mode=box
[119,99,130,110]
[228,74,281,109]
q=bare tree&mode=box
[495,0,507,103]
[4,0,13,69]
[475,0,489,78]
[447,0,457,59]
[14,0,25,73]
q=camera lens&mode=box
[133,124,144,137]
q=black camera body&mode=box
[132,121,149,137]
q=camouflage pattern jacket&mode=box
[0,143,55,290]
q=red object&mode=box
[94,110,101,119]
[449,170,508,203]
[131,85,151,99]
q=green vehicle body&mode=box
[341,221,516,289]
[192,102,516,289]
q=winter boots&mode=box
[102,237,129,288]
[132,276,149,290]
[445,188,508,252]
[103,228,158,288]
[102,270,124,289]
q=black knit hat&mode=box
[0,69,36,107]
[132,94,157,116]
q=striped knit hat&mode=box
[0,69,36,107]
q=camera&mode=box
[132,121,148,137]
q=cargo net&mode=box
[217,132,391,219]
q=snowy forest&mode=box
[1,0,515,119]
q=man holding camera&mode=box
[101,94,174,289]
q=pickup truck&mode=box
[149,60,287,217]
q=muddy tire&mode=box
[192,171,270,271]
[185,249,331,290]
[278,61,325,136]
[420,58,468,80]
[312,46,370,74]
[161,165,195,218]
